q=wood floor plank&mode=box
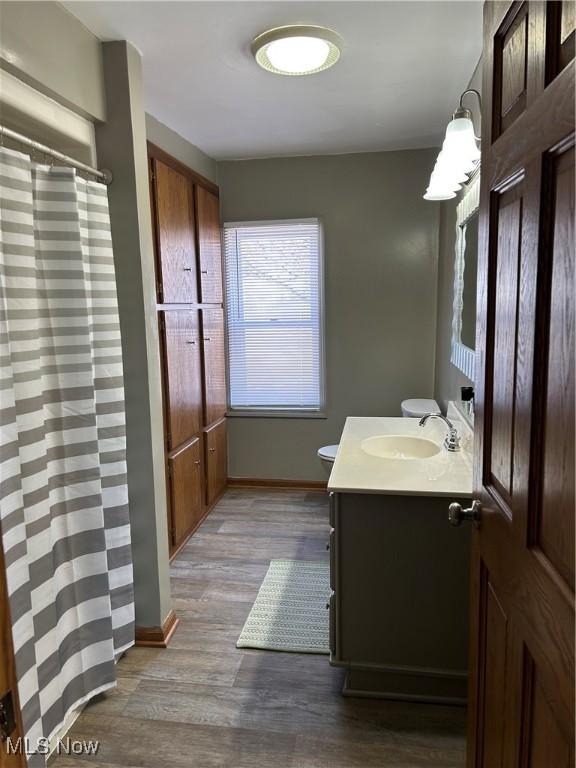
[60,713,299,768]
[51,488,466,768]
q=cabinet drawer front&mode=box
[204,419,227,506]
[201,308,227,426]
[153,159,198,303]
[168,437,203,547]
[329,492,337,528]
[162,310,203,449]
[196,186,223,303]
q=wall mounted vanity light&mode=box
[424,89,481,201]
[251,25,342,76]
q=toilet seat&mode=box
[317,444,339,463]
[401,398,441,418]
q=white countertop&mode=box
[328,416,473,497]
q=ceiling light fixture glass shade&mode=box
[251,26,342,76]
[423,90,481,201]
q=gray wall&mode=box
[0,1,106,121]
[433,58,482,411]
[96,42,172,628]
[146,113,218,184]
[219,149,440,481]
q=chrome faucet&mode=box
[419,414,461,452]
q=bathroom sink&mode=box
[361,435,441,460]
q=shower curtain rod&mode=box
[0,124,113,185]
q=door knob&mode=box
[448,500,481,527]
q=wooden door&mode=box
[0,542,25,768]
[468,3,574,766]
[152,158,198,303]
[204,419,227,507]
[201,308,227,425]
[196,186,223,303]
[168,438,204,547]
[161,310,202,450]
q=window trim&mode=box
[223,217,326,418]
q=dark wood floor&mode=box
[52,489,466,767]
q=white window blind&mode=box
[224,219,324,413]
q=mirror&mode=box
[451,174,480,380]
[461,210,478,349]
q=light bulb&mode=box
[265,36,330,74]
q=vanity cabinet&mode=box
[149,143,228,557]
[328,491,470,703]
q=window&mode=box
[224,219,324,415]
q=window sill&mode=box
[226,410,327,420]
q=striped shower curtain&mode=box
[0,146,134,766]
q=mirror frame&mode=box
[451,172,480,381]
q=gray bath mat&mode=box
[237,559,330,654]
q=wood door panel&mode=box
[546,1,576,82]
[0,542,26,767]
[537,145,575,588]
[168,438,203,547]
[478,573,509,768]
[489,185,523,501]
[202,308,227,426]
[494,2,529,137]
[196,186,223,304]
[204,419,227,507]
[523,664,572,768]
[154,159,198,304]
[161,310,203,449]
[469,4,574,766]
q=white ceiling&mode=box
[64,1,483,161]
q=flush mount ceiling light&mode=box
[251,25,342,76]
[424,89,481,201]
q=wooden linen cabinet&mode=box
[149,143,228,558]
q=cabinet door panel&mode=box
[204,419,227,507]
[196,186,223,303]
[162,311,202,449]
[202,308,227,425]
[154,159,198,303]
[168,438,203,548]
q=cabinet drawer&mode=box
[329,492,337,528]
[204,418,227,507]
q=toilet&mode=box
[400,398,441,418]
[317,444,339,476]
[317,399,441,475]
